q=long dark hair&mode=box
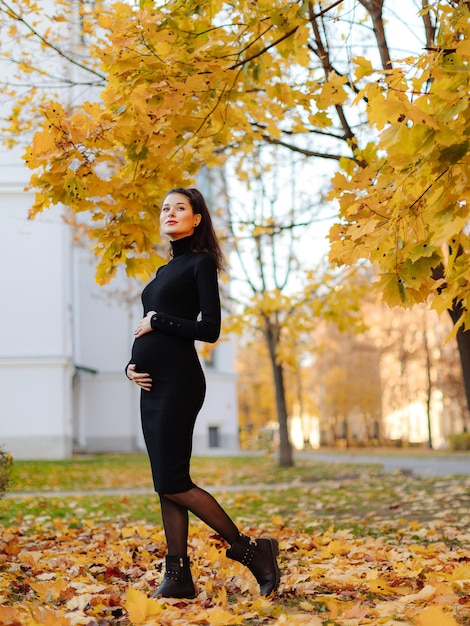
[163,187,226,272]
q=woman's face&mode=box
[160,192,201,241]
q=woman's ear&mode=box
[194,214,202,227]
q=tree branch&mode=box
[409,168,449,210]
[229,25,299,70]
[307,2,356,143]
[224,22,274,63]
[358,0,392,69]
[222,172,260,295]
[253,121,352,142]
[261,134,344,160]
[421,0,436,49]
[0,0,106,82]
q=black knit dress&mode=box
[128,235,221,493]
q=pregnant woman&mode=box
[126,187,280,599]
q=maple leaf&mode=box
[415,606,460,626]
[28,606,72,625]
[124,587,164,624]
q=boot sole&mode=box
[263,538,280,595]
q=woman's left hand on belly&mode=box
[134,310,156,338]
[127,364,153,391]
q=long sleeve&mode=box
[149,254,221,343]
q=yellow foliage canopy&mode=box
[3,0,312,283]
[1,0,469,335]
[329,3,470,331]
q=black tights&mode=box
[159,486,240,555]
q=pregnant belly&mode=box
[131,331,196,374]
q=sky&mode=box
[223,0,428,297]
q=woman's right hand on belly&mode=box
[127,364,153,391]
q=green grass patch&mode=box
[9,453,384,492]
[3,454,469,547]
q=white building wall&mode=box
[0,166,75,458]
[71,248,143,453]
[194,338,239,454]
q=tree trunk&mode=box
[423,317,433,449]
[432,261,470,430]
[264,322,294,467]
[448,302,470,429]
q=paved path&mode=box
[296,450,470,477]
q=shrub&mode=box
[0,446,13,497]
[447,432,470,451]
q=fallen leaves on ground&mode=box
[1,512,469,625]
[3,459,470,624]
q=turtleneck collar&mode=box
[170,235,195,257]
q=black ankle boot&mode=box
[152,555,196,599]
[226,534,280,596]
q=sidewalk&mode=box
[296,450,470,477]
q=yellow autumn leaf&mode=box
[367,90,402,129]
[327,598,355,618]
[0,606,27,623]
[319,539,350,558]
[353,55,375,79]
[368,576,397,595]
[415,606,459,626]
[29,577,68,601]
[316,72,349,108]
[448,563,470,581]
[31,129,57,156]
[124,587,164,625]
[276,616,323,625]
[456,38,470,55]
[27,606,72,625]
[193,606,246,625]
[121,524,151,538]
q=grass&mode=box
[8,453,385,492]
[3,453,469,546]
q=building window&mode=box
[205,348,216,369]
[208,426,220,448]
